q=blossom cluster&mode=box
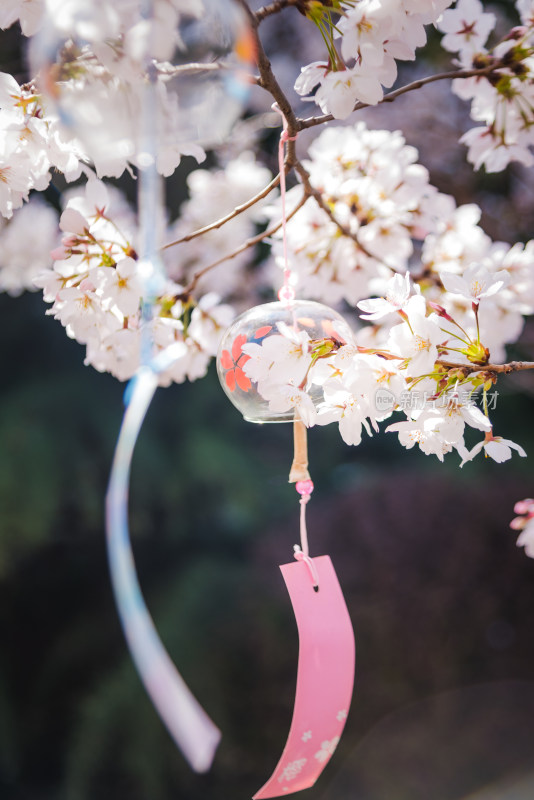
[34,178,235,386]
[0,72,84,218]
[295,0,455,118]
[437,0,534,171]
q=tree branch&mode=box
[242,0,299,157]
[437,360,534,375]
[182,192,309,296]
[161,173,281,252]
[297,64,503,131]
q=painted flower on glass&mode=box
[219,333,252,393]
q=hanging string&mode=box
[270,106,318,589]
[289,416,317,588]
[272,103,297,306]
[294,480,318,590]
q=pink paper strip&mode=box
[254,555,355,799]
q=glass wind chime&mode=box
[31,1,355,795]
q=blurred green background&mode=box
[2,3,534,799]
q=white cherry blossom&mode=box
[437,0,496,59]
[386,412,455,462]
[96,257,144,317]
[241,328,312,397]
[387,296,443,377]
[268,384,317,427]
[440,264,509,304]
[357,272,412,321]
[316,379,374,447]
[428,392,491,445]
[459,435,527,466]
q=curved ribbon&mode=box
[105,367,221,772]
[254,555,355,798]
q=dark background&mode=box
[2,3,534,799]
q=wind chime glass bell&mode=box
[216,299,354,423]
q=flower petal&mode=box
[254,325,272,338]
[225,370,236,392]
[235,367,252,392]
[220,349,233,370]
[231,333,247,362]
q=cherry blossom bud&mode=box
[503,26,528,42]
[510,517,526,531]
[428,301,454,322]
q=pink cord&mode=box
[272,103,297,305]
[294,479,317,588]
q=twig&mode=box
[437,360,534,375]
[297,64,504,130]
[162,173,281,251]
[182,192,309,296]
[255,0,300,23]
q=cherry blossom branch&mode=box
[297,64,504,131]
[182,192,309,296]
[161,173,281,251]
[437,360,534,375]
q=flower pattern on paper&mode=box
[314,736,340,763]
[302,730,312,742]
[336,709,347,722]
[278,758,307,783]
